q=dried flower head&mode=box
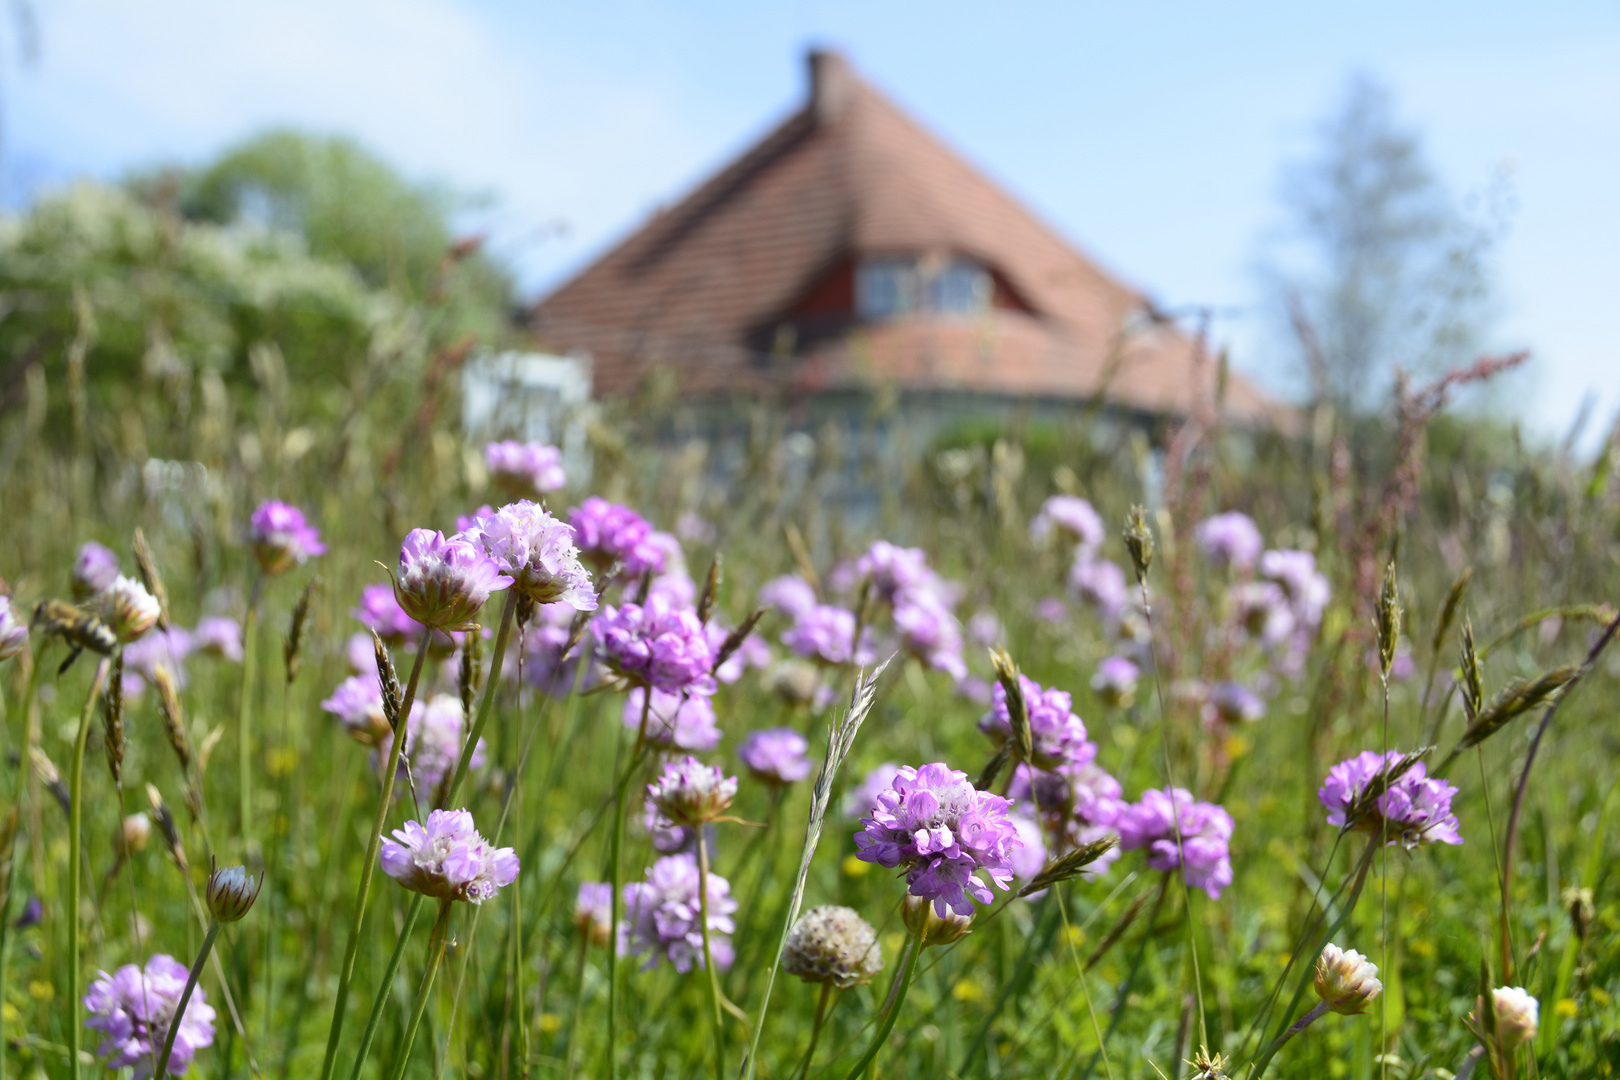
[248,501,325,576]
[114,812,152,858]
[784,905,885,988]
[99,575,162,643]
[205,860,262,924]
[462,501,597,610]
[380,808,519,904]
[1314,943,1383,1014]
[646,756,738,826]
[393,528,512,630]
[84,953,216,1077]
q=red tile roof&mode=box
[530,50,1284,427]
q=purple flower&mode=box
[1008,813,1050,885]
[394,529,512,630]
[377,693,487,792]
[0,597,29,661]
[854,762,1023,916]
[1229,581,1297,646]
[623,687,720,751]
[1319,751,1462,849]
[84,953,216,1077]
[485,440,567,497]
[73,541,121,601]
[321,675,390,745]
[520,605,583,692]
[1069,557,1129,624]
[248,501,325,576]
[122,627,194,695]
[462,501,597,610]
[1194,512,1264,571]
[1030,496,1104,557]
[456,505,495,534]
[380,808,519,903]
[592,596,717,693]
[966,610,1002,648]
[980,675,1096,771]
[345,632,378,675]
[759,574,818,620]
[706,621,771,683]
[1090,656,1140,707]
[1260,549,1331,628]
[1116,788,1233,899]
[676,511,716,545]
[574,881,615,945]
[782,604,866,666]
[191,617,244,662]
[646,756,738,826]
[1035,596,1069,624]
[893,592,967,679]
[738,728,813,785]
[1206,681,1266,726]
[353,583,421,644]
[621,853,738,972]
[568,498,666,577]
[843,762,902,819]
[854,541,938,605]
[1008,763,1125,876]
[14,896,42,928]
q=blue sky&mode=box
[5,0,1618,442]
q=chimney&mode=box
[806,48,854,124]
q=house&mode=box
[529,49,1282,431]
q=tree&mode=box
[1268,74,1498,412]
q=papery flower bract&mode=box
[621,853,737,972]
[738,727,813,785]
[1090,655,1140,707]
[1030,495,1105,557]
[191,616,243,662]
[485,440,566,497]
[352,583,421,644]
[1116,787,1234,899]
[623,687,720,751]
[568,497,666,577]
[462,501,597,610]
[783,905,884,988]
[592,595,716,694]
[0,597,30,661]
[758,574,818,620]
[73,541,122,601]
[574,881,614,946]
[1314,943,1383,1014]
[99,575,161,643]
[980,675,1096,771]
[901,891,974,945]
[1194,512,1264,571]
[646,756,738,826]
[394,528,512,630]
[1473,986,1538,1049]
[248,500,325,576]
[1319,751,1462,848]
[855,762,1023,916]
[84,953,216,1077]
[377,693,486,791]
[321,675,391,745]
[380,808,518,903]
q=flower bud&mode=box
[205,860,262,924]
[98,575,161,643]
[114,813,152,858]
[1473,986,1538,1050]
[573,882,613,948]
[1314,942,1382,1014]
[646,756,737,827]
[902,892,973,947]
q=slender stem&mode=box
[605,689,651,1080]
[68,656,111,1080]
[318,628,433,1080]
[239,574,263,846]
[1078,875,1172,1080]
[441,591,516,809]
[347,894,427,1080]
[697,829,727,1080]
[156,922,222,1079]
[1250,999,1331,1067]
[842,928,922,1080]
[388,900,455,1080]
[565,932,591,1080]
[795,983,835,1080]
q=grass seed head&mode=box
[1123,505,1155,583]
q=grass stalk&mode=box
[67,655,111,1080]
[387,899,454,1080]
[696,828,727,1080]
[841,927,922,1080]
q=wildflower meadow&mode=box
[0,338,1616,1080]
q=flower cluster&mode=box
[353,582,422,644]
[321,674,391,745]
[0,597,25,661]
[73,540,122,600]
[1007,762,1124,878]
[1193,512,1263,571]
[621,853,738,972]
[737,727,813,785]
[248,500,325,576]
[378,694,487,792]
[781,604,867,666]
[646,756,737,826]
[592,595,716,694]
[462,501,597,609]
[855,763,1023,916]
[852,541,967,678]
[1069,555,1130,626]
[380,808,519,903]
[569,497,667,577]
[1318,751,1462,848]
[783,906,884,988]
[485,440,566,497]
[1030,495,1104,558]
[84,954,216,1077]
[623,687,720,751]
[394,529,512,630]
[574,881,614,946]
[979,674,1096,771]
[1205,681,1265,727]
[1090,655,1140,707]
[758,574,818,620]
[1116,787,1234,898]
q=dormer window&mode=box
[856,256,991,321]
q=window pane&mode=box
[930,260,990,314]
[856,258,917,320]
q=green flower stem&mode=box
[440,591,516,809]
[238,573,263,846]
[387,899,454,1080]
[794,983,835,1080]
[606,687,653,1080]
[842,926,923,1080]
[155,921,221,1079]
[318,628,433,1080]
[696,829,727,1080]
[1251,999,1331,1066]
[347,893,427,1080]
[67,655,111,1080]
